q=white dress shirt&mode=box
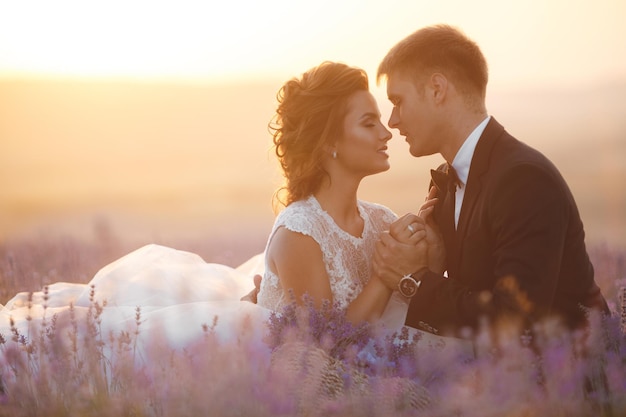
[451,116,491,228]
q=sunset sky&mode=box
[1,0,625,255]
[2,0,625,87]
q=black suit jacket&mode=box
[406,118,609,335]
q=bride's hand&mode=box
[417,185,438,221]
[419,186,446,274]
[388,213,427,245]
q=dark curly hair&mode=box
[270,61,369,208]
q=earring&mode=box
[332,150,337,159]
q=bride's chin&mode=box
[372,164,391,175]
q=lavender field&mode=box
[0,234,625,416]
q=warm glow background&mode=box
[1,0,625,262]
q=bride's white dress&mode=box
[0,196,470,361]
[257,195,408,327]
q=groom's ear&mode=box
[430,73,448,103]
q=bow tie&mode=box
[430,163,461,193]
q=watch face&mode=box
[399,276,418,298]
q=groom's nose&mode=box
[388,107,400,129]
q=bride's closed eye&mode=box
[361,116,378,128]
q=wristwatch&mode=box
[398,267,429,298]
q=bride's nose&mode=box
[381,126,392,142]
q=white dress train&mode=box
[0,196,472,361]
[0,244,271,356]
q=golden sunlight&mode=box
[1,0,391,82]
[1,0,317,80]
[2,0,625,86]
[1,0,625,248]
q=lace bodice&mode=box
[257,196,397,311]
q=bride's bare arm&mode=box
[345,214,429,324]
[344,274,394,324]
[268,226,396,324]
[266,227,333,307]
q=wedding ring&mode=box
[407,224,416,234]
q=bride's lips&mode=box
[378,146,389,156]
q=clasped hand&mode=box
[373,187,445,291]
[242,188,446,303]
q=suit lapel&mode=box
[455,118,505,245]
[431,118,505,279]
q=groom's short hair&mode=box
[377,24,489,101]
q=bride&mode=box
[0,62,468,359]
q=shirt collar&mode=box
[451,115,491,187]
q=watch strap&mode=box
[410,267,430,283]
[398,267,429,298]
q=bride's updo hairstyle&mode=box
[270,61,369,208]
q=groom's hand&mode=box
[373,231,429,291]
[240,274,262,303]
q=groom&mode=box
[372,24,609,337]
